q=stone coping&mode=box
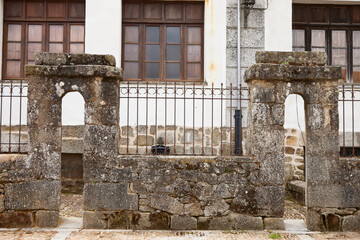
[25,65,122,79]
[255,51,327,66]
[117,155,256,162]
[34,53,116,66]
[244,63,342,82]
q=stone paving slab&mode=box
[1,230,359,240]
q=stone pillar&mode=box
[19,52,122,227]
[244,51,342,229]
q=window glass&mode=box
[292,29,305,51]
[332,30,347,81]
[311,30,326,52]
[123,1,204,81]
[3,0,85,80]
[353,31,360,83]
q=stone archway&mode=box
[22,53,122,227]
[244,51,342,230]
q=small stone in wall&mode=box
[285,147,295,155]
[286,136,298,146]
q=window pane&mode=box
[187,45,201,62]
[125,26,139,43]
[125,44,139,61]
[354,31,360,47]
[6,61,21,78]
[49,25,64,42]
[49,43,63,53]
[124,62,139,79]
[28,25,42,42]
[146,27,159,43]
[188,63,201,79]
[353,49,360,65]
[166,45,180,61]
[28,43,42,61]
[188,27,201,44]
[311,30,325,47]
[146,63,159,79]
[70,43,84,53]
[7,43,21,59]
[70,25,85,42]
[146,45,159,61]
[292,29,305,49]
[8,24,22,41]
[293,47,305,52]
[166,63,180,79]
[167,27,180,43]
[332,49,347,66]
[332,31,346,47]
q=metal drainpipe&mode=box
[237,0,241,109]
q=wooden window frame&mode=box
[122,0,204,83]
[2,0,85,81]
[293,4,360,83]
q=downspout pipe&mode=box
[237,0,241,109]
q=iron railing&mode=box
[119,82,248,156]
[1,81,360,158]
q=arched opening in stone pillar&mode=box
[284,94,307,219]
[60,91,85,225]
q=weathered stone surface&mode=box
[83,211,108,229]
[342,213,360,231]
[26,64,122,78]
[170,216,197,230]
[0,212,33,228]
[204,199,230,217]
[306,208,325,231]
[84,183,138,211]
[148,194,183,215]
[202,213,263,230]
[149,212,170,230]
[245,64,342,82]
[108,211,128,229]
[0,195,4,212]
[184,201,203,216]
[255,51,327,66]
[35,210,59,228]
[263,218,285,230]
[5,180,60,210]
[34,52,116,66]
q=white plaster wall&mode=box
[0,0,3,79]
[284,94,306,131]
[85,0,122,67]
[265,0,292,52]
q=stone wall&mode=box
[83,156,282,230]
[284,129,305,182]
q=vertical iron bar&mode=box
[127,81,130,154]
[184,82,186,155]
[0,81,3,153]
[193,83,195,155]
[352,84,355,157]
[202,84,205,155]
[174,82,177,154]
[165,83,167,153]
[155,83,158,155]
[9,81,13,153]
[146,82,149,154]
[211,82,214,156]
[342,84,345,157]
[220,83,223,156]
[18,81,23,153]
[136,82,139,154]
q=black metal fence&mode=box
[1,81,360,157]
